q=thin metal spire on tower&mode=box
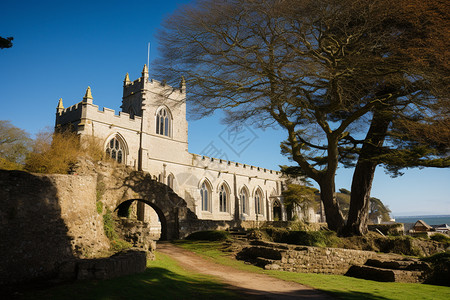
[147,42,150,71]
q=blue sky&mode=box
[1,0,448,216]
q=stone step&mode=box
[250,240,290,250]
[365,258,431,271]
[255,257,279,268]
[346,265,426,283]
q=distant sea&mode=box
[393,215,450,231]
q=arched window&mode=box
[219,184,229,213]
[255,189,263,215]
[200,181,211,212]
[240,187,249,215]
[167,174,174,189]
[105,136,124,163]
[156,107,171,137]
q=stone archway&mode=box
[107,170,198,240]
[115,199,168,240]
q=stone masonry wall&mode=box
[277,245,376,274]
[0,170,109,285]
[58,249,147,281]
[242,241,383,275]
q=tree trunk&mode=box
[345,159,378,235]
[345,110,391,236]
[319,176,345,233]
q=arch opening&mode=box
[115,199,167,241]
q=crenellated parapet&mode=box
[55,87,143,133]
[123,76,186,98]
[55,101,84,128]
[191,153,281,180]
[123,65,186,99]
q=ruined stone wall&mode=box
[276,245,376,274]
[0,170,109,285]
[58,249,147,281]
[179,219,236,239]
[241,241,380,275]
[115,218,157,260]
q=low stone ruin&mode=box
[237,240,432,283]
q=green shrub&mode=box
[431,233,450,245]
[286,221,309,231]
[421,251,450,286]
[25,130,81,174]
[96,201,103,214]
[246,229,272,241]
[103,209,132,252]
[111,239,132,252]
[264,227,289,242]
[186,230,230,241]
[103,209,118,240]
[263,228,340,247]
[422,250,450,264]
[285,230,341,247]
[376,236,422,256]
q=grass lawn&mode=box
[174,240,450,300]
[16,252,238,300]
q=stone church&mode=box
[55,65,318,225]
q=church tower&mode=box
[121,65,189,170]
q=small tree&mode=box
[336,188,391,222]
[24,130,106,174]
[282,184,319,221]
[368,197,391,223]
[25,130,81,174]
[0,120,31,170]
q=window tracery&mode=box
[156,107,171,137]
[255,189,263,215]
[219,184,229,212]
[105,136,124,163]
[240,187,249,215]
[200,181,211,212]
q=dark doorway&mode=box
[273,200,282,221]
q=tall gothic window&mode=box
[219,184,228,212]
[200,181,211,212]
[156,107,171,137]
[105,136,124,163]
[240,187,249,215]
[255,189,263,215]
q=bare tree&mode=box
[155,0,449,234]
[0,120,30,169]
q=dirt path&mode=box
[157,242,335,300]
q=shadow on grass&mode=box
[326,290,391,300]
[16,267,237,300]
